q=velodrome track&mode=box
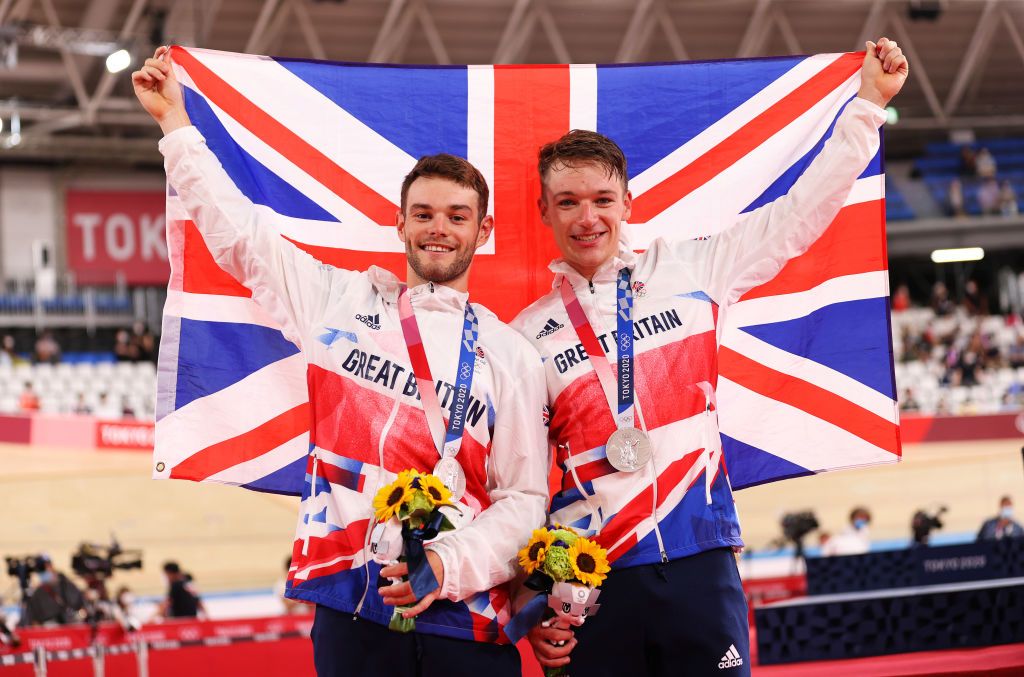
[1,438,1021,599]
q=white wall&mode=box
[0,168,57,280]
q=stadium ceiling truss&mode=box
[0,0,1023,163]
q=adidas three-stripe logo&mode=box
[536,318,565,339]
[718,644,743,669]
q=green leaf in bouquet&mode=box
[542,546,574,582]
[549,528,578,547]
[407,490,434,516]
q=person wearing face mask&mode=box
[22,556,85,626]
[822,507,873,557]
[977,496,1024,541]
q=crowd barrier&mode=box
[0,614,314,676]
[756,539,1024,665]
[0,414,153,450]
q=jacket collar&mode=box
[369,265,469,312]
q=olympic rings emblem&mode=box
[459,363,473,380]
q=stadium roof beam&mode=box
[772,6,801,55]
[493,0,534,64]
[856,0,888,49]
[290,0,325,61]
[38,0,91,111]
[367,0,452,64]
[493,0,569,64]
[887,8,945,123]
[943,0,1000,118]
[616,0,656,63]
[82,0,148,123]
[615,0,691,63]
[534,0,569,64]
[244,0,283,55]
[1004,6,1024,68]
[736,0,773,59]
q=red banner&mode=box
[66,190,170,284]
[96,420,155,449]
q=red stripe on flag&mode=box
[170,402,310,481]
[182,220,252,297]
[719,346,899,455]
[171,46,397,225]
[473,65,571,321]
[629,53,863,223]
[283,236,407,281]
[739,199,887,301]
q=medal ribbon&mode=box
[558,268,635,430]
[397,287,479,461]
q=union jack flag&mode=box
[154,47,900,494]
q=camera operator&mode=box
[22,555,85,626]
[158,561,206,619]
[977,496,1024,541]
[911,506,947,547]
[822,506,872,556]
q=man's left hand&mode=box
[379,551,444,619]
[858,37,909,108]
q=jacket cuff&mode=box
[424,540,459,601]
[158,125,205,158]
[849,96,889,127]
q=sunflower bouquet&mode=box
[370,469,460,632]
[508,525,610,676]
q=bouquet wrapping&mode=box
[369,469,459,632]
[506,526,610,675]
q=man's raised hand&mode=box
[858,37,909,108]
[131,46,190,134]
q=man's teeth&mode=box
[423,245,453,252]
[574,233,603,242]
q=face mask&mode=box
[854,518,868,530]
[38,571,55,585]
[1000,506,1013,520]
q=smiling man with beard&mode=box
[133,47,549,677]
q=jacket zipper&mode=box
[354,317,404,618]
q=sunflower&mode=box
[418,473,454,508]
[518,529,556,574]
[372,472,416,522]
[567,537,611,587]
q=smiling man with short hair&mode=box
[514,39,909,676]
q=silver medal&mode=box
[606,427,652,472]
[433,456,466,501]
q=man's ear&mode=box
[538,192,551,227]
[476,215,495,249]
[622,189,633,222]
[395,209,407,243]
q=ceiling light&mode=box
[931,247,984,264]
[105,49,131,74]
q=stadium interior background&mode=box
[1,0,1023,674]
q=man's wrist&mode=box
[158,109,191,135]
[856,87,888,109]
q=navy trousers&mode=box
[567,547,751,676]
[311,604,521,677]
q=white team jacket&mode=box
[512,97,888,568]
[160,126,549,643]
